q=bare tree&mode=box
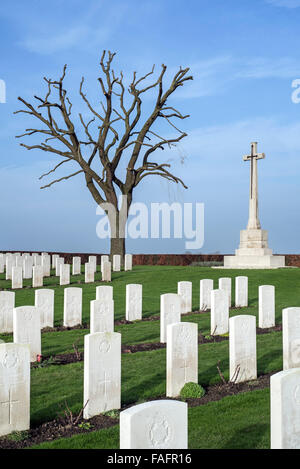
[15,51,193,259]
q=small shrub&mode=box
[78,422,93,430]
[5,430,29,442]
[180,382,205,400]
[103,409,120,419]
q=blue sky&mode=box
[0,0,300,254]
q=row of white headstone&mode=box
[3,332,300,448]
[0,283,143,335]
[1,253,133,289]
[0,340,188,448]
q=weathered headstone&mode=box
[15,256,23,268]
[200,279,213,311]
[102,261,111,282]
[0,255,4,274]
[5,256,13,280]
[218,277,231,307]
[23,256,33,279]
[120,400,188,449]
[0,343,30,437]
[124,254,133,271]
[32,265,43,288]
[85,262,94,283]
[271,368,300,449]
[166,322,198,397]
[0,291,15,333]
[34,254,42,266]
[60,264,70,286]
[83,332,121,418]
[90,299,114,334]
[55,257,64,277]
[42,255,51,277]
[52,254,59,269]
[12,266,23,289]
[35,289,54,329]
[72,257,81,275]
[235,276,248,307]
[113,255,121,272]
[101,255,109,275]
[160,293,181,343]
[96,285,113,302]
[89,256,97,273]
[63,288,82,327]
[229,315,257,383]
[177,281,192,314]
[13,306,41,362]
[259,285,275,328]
[126,284,142,321]
[282,307,300,370]
[211,289,229,335]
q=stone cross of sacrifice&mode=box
[243,142,265,230]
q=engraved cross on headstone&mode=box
[1,387,20,425]
[243,142,265,230]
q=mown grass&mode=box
[29,388,270,449]
[0,265,298,449]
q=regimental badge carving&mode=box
[149,414,171,447]
[23,310,33,321]
[99,339,111,354]
[3,352,19,369]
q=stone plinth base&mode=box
[221,254,285,269]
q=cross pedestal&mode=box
[222,142,285,269]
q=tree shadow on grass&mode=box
[221,423,269,449]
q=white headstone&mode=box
[15,256,23,268]
[177,281,192,314]
[101,255,109,274]
[0,254,4,274]
[0,343,30,437]
[5,257,13,280]
[60,264,70,286]
[126,284,142,321]
[200,279,213,311]
[229,315,257,383]
[0,291,15,333]
[55,257,64,277]
[42,255,51,277]
[12,266,23,289]
[120,400,188,449]
[235,276,248,307]
[90,299,114,334]
[166,322,198,397]
[23,257,33,279]
[124,254,133,271]
[211,289,229,335]
[34,255,42,266]
[83,332,121,419]
[85,262,94,283]
[89,256,97,273]
[102,261,111,282]
[32,265,43,288]
[96,285,113,302]
[52,254,59,269]
[72,257,81,275]
[63,288,82,327]
[160,293,181,343]
[35,289,54,329]
[271,368,300,449]
[259,285,275,328]
[13,306,41,362]
[113,255,121,272]
[283,307,300,371]
[218,277,232,307]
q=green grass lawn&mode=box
[0,265,298,449]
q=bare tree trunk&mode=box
[109,209,126,261]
